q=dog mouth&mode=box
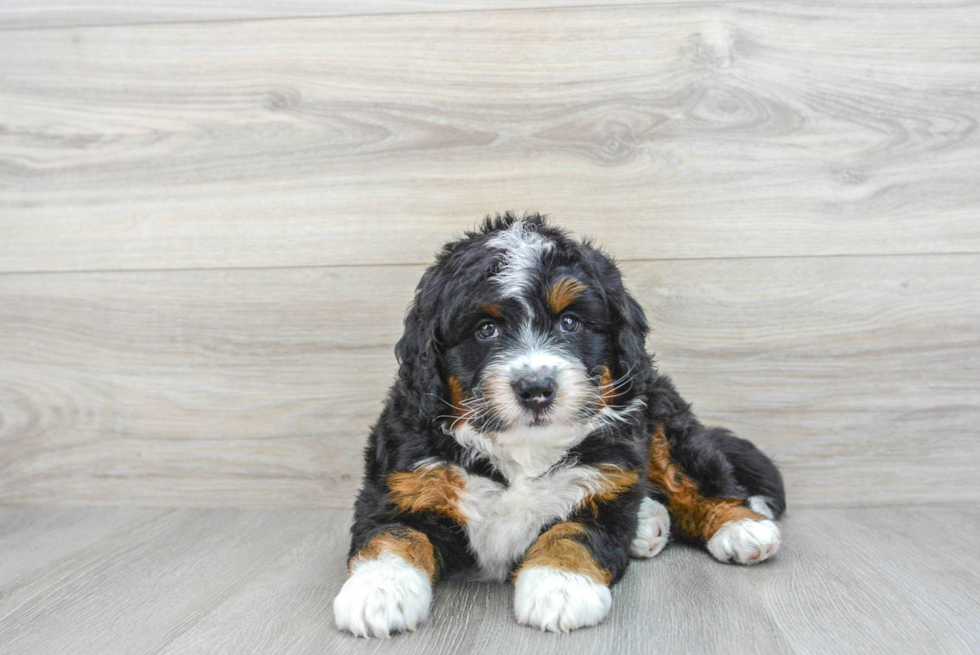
[448,358,603,435]
[449,390,558,433]
[465,391,585,433]
[526,409,555,427]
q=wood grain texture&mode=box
[1,254,977,509]
[0,0,738,31]
[0,506,977,654]
[0,266,420,509]
[639,254,980,508]
[2,2,979,273]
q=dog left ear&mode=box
[394,270,448,424]
[612,291,654,389]
[584,245,654,394]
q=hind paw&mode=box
[707,518,781,565]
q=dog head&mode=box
[395,213,652,449]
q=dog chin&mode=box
[451,416,595,485]
[492,414,590,446]
[526,412,554,428]
[493,407,564,431]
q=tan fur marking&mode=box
[576,464,639,516]
[647,424,764,543]
[480,302,503,318]
[447,376,466,418]
[350,528,437,582]
[387,465,468,525]
[547,278,586,314]
[597,365,616,408]
[515,521,612,586]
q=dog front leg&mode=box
[511,483,641,633]
[333,524,438,638]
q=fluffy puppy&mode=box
[334,213,785,637]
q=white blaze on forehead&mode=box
[501,321,568,372]
[486,220,554,301]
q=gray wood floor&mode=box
[0,506,977,654]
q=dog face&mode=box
[395,214,651,449]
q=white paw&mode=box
[707,518,781,565]
[333,552,432,638]
[514,566,612,632]
[631,497,671,558]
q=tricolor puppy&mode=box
[334,214,785,637]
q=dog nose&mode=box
[512,376,557,410]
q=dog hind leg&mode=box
[647,425,782,565]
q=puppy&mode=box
[334,213,785,637]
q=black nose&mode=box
[512,376,557,411]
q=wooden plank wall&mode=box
[1,1,978,509]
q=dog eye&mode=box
[558,315,580,333]
[476,321,499,340]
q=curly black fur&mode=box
[348,212,785,583]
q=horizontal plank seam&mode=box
[1,249,979,277]
[0,1,760,34]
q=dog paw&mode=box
[514,566,611,632]
[707,518,781,565]
[333,553,432,638]
[631,497,670,558]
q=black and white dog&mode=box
[334,214,785,637]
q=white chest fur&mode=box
[456,465,610,581]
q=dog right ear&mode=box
[394,269,447,424]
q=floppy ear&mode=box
[583,245,654,395]
[394,270,447,423]
[612,291,654,390]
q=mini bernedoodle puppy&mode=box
[334,213,785,637]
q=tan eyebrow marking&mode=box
[480,303,503,318]
[547,278,586,314]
